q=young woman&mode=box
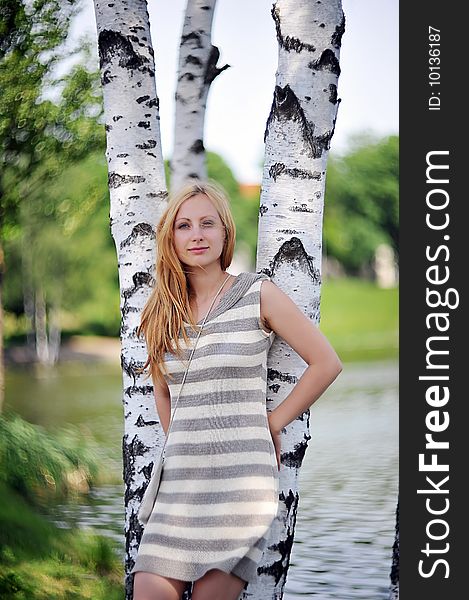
[132,180,342,600]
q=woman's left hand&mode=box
[267,413,281,471]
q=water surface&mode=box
[5,359,398,598]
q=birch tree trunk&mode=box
[171,0,229,190]
[252,1,344,597]
[390,499,399,599]
[35,285,49,364]
[92,2,167,598]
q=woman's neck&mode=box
[186,267,229,302]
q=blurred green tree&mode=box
[324,134,399,274]
[0,0,105,398]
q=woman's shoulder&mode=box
[242,271,272,286]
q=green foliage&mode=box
[0,413,100,505]
[324,134,399,273]
[0,0,104,239]
[3,151,120,337]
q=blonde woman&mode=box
[132,180,342,600]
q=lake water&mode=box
[5,359,398,599]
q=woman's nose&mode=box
[191,225,204,238]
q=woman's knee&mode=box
[133,571,188,600]
[191,570,246,600]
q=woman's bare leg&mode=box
[133,571,189,600]
[191,569,246,600]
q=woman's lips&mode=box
[188,247,208,254]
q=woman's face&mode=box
[173,193,226,269]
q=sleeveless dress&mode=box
[131,271,279,583]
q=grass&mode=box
[0,482,124,600]
[0,415,124,599]
[0,414,101,506]
[319,277,398,362]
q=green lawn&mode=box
[319,277,398,363]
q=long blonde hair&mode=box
[136,179,236,387]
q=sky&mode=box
[74,0,398,183]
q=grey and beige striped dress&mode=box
[131,271,279,583]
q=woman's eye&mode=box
[177,221,214,229]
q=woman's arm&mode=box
[151,373,171,436]
[261,279,343,435]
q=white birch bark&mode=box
[252,1,345,597]
[171,0,229,191]
[92,2,167,598]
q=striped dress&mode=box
[131,271,279,583]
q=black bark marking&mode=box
[121,270,154,325]
[138,121,150,129]
[268,368,298,388]
[113,115,123,122]
[390,500,400,593]
[135,414,158,427]
[282,432,311,469]
[265,84,332,158]
[308,48,341,75]
[123,433,148,494]
[135,139,157,149]
[203,45,230,87]
[146,191,167,199]
[117,153,129,158]
[181,31,203,49]
[136,95,150,103]
[278,228,302,234]
[328,83,338,104]
[128,195,139,201]
[124,381,154,399]
[304,95,311,101]
[258,489,298,584]
[269,162,322,182]
[262,237,321,286]
[319,23,325,28]
[312,129,335,157]
[190,139,205,154]
[108,173,146,189]
[186,54,202,67]
[187,173,200,179]
[121,223,155,248]
[271,5,316,53]
[105,123,112,131]
[98,30,153,84]
[331,14,346,49]
[200,5,211,9]
[259,204,268,216]
[290,204,314,213]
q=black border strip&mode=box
[400,1,465,596]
